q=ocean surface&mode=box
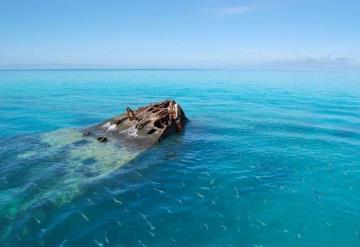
[0,69,360,247]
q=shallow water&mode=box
[1,69,360,246]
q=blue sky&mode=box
[1,0,359,69]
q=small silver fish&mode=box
[195,192,204,199]
[112,197,123,204]
[34,217,41,224]
[153,187,165,194]
[211,200,217,205]
[80,212,90,222]
[147,231,155,237]
[257,219,267,227]
[140,213,156,231]
[104,231,109,244]
[203,223,209,230]
[182,181,186,188]
[60,239,68,246]
[93,239,103,247]
[137,240,146,247]
[134,171,143,177]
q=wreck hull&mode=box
[83,100,187,150]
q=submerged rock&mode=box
[84,99,187,149]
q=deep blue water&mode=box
[1,69,360,246]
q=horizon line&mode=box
[0,67,359,73]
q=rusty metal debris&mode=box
[83,100,187,149]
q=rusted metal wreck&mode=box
[83,99,187,149]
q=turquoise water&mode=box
[1,69,360,247]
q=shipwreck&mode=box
[83,99,187,149]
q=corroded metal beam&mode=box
[83,99,187,149]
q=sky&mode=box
[0,0,359,70]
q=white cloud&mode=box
[261,55,360,71]
[218,5,256,16]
